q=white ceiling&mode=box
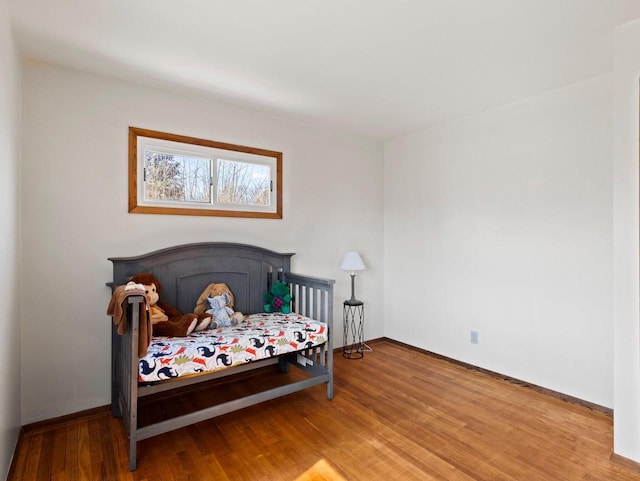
[8,0,640,140]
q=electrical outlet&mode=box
[470,330,479,344]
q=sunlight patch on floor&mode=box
[295,459,347,481]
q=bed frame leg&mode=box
[327,345,334,400]
[111,326,121,418]
[278,355,290,373]
[129,433,137,471]
[127,383,138,471]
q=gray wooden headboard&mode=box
[108,242,294,315]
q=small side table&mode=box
[343,299,364,359]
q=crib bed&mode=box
[108,242,334,471]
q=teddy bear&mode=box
[130,272,212,337]
[263,280,292,314]
[194,283,244,326]
[205,293,239,328]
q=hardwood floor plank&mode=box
[60,423,78,481]
[21,432,42,481]
[9,340,640,480]
[7,429,30,481]
[76,418,92,481]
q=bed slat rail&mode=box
[284,272,334,399]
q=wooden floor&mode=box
[9,339,640,481]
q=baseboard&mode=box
[20,404,111,434]
[378,337,612,416]
[611,453,640,472]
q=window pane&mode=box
[144,150,211,203]
[216,158,270,206]
[131,127,282,218]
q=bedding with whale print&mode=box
[138,312,328,382]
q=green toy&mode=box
[264,280,292,314]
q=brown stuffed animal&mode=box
[130,273,212,337]
[194,283,244,326]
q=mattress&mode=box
[138,312,328,382]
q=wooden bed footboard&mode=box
[109,243,335,471]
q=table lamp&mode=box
[340,251,366,302]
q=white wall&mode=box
[384,75,613,407]
[20,60,384,424]
[613,18,640,463]
[0,0,22,476]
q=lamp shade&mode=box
[340,251,366,272]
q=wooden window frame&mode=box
[128,127,283,219]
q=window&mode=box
[129,127,282,218]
